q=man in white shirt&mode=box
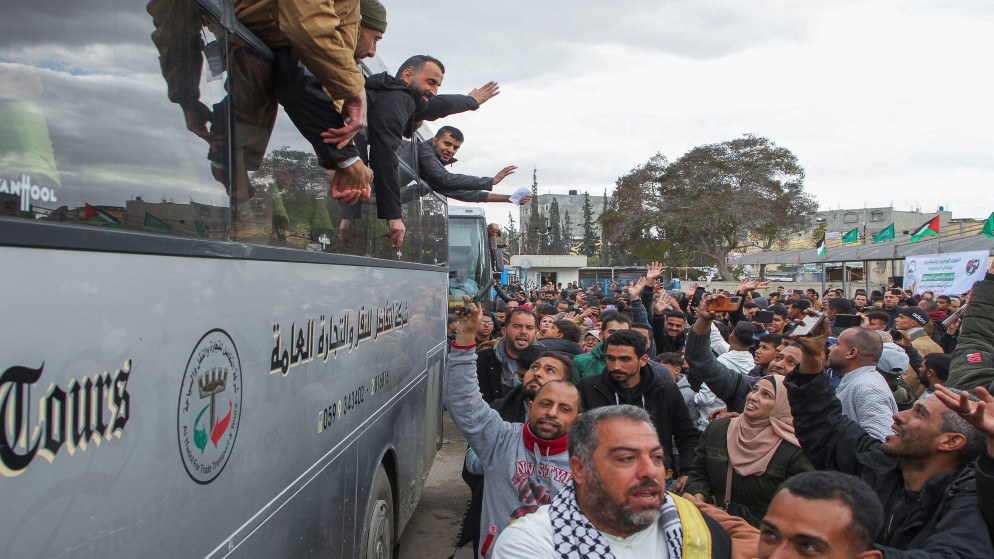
[716,322,758,375]
[830,328,896,441]
[492,406,732,559]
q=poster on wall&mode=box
[904,251,990,295]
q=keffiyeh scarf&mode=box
[548,484,686,559]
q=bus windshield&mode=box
[448,216,490,301]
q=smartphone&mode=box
[691,286,706,307]
[456,279,496,316]
[832,314,862,329]
[792,314,827,336]
[709,296,743,312]
[784,289,794,295]
[605,304,616,311]
[753,310,774,323]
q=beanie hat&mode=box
[360,0,387,32]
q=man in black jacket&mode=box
[576,329,699,491]
[477,307,538,403]
[651,310,688,353]
[784,317,992,558]
[350,55,497,247]
[400,126,523,204]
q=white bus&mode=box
[0,1,447,557]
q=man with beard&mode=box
[355,55,498,247]
[477,307,539,403]
[492,406,733,558]
[573,310,631,380]
[494,350,575,423]
[447,297,581,558]
[820,327,897,442]
[577,330,700,491]
[882,288,904,327]
[651,310,688,354]
[781,318,992,558]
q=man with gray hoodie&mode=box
[447,296,581,558]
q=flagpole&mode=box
[821,262,826,297]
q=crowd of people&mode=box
[443,258,994,558]
[207,2,994,556]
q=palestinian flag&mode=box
[910,216,940,242]
[85,203,121,229]
[842,228,859,243]
[816,232,827,257]
[872,223,894,243]
[983,212,994,238]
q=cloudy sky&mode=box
[375,0,994,227]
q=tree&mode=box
[561,210,575,254]
[599,189,611,266]
[601,135,816,280]
[548,198,564,253]
[526,167,542,253]
[504,212,522,255]
[578,192,600,259]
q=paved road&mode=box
[398,412,475,558]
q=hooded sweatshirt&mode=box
[446,347,573,558]
[576,363,700,473]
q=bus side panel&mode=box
[0,246,445,558]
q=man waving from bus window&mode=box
[332,55,499,248]
[447,295,580,558]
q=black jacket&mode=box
[399,140,493,203]
[653,324,688,354]
[684,330,756,414]
[475,339,516,404]
[784,369,994,557]
[577,363,700,474]
[491,384,528,423]
[363,72,479,220]
[534,337,585,357]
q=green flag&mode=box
[983,212,994,238]
[872,223,894,243]
[816,233,827,257]
[144,211,173,231]
[842,228,859,243]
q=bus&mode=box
[1,2,447,557]
[447,206,495,309]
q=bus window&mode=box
[0,2,233,237]
[1,1,449,268]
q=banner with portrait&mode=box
[904,251,990,295]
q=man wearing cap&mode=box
[877,342,915,412]
[894,306,943,396]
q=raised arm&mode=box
[445,296,512,456]
[784,319,880,473]
[684,295,754,411]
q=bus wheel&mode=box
[364,466,394,559]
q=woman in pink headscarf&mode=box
[683,375,814,527]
